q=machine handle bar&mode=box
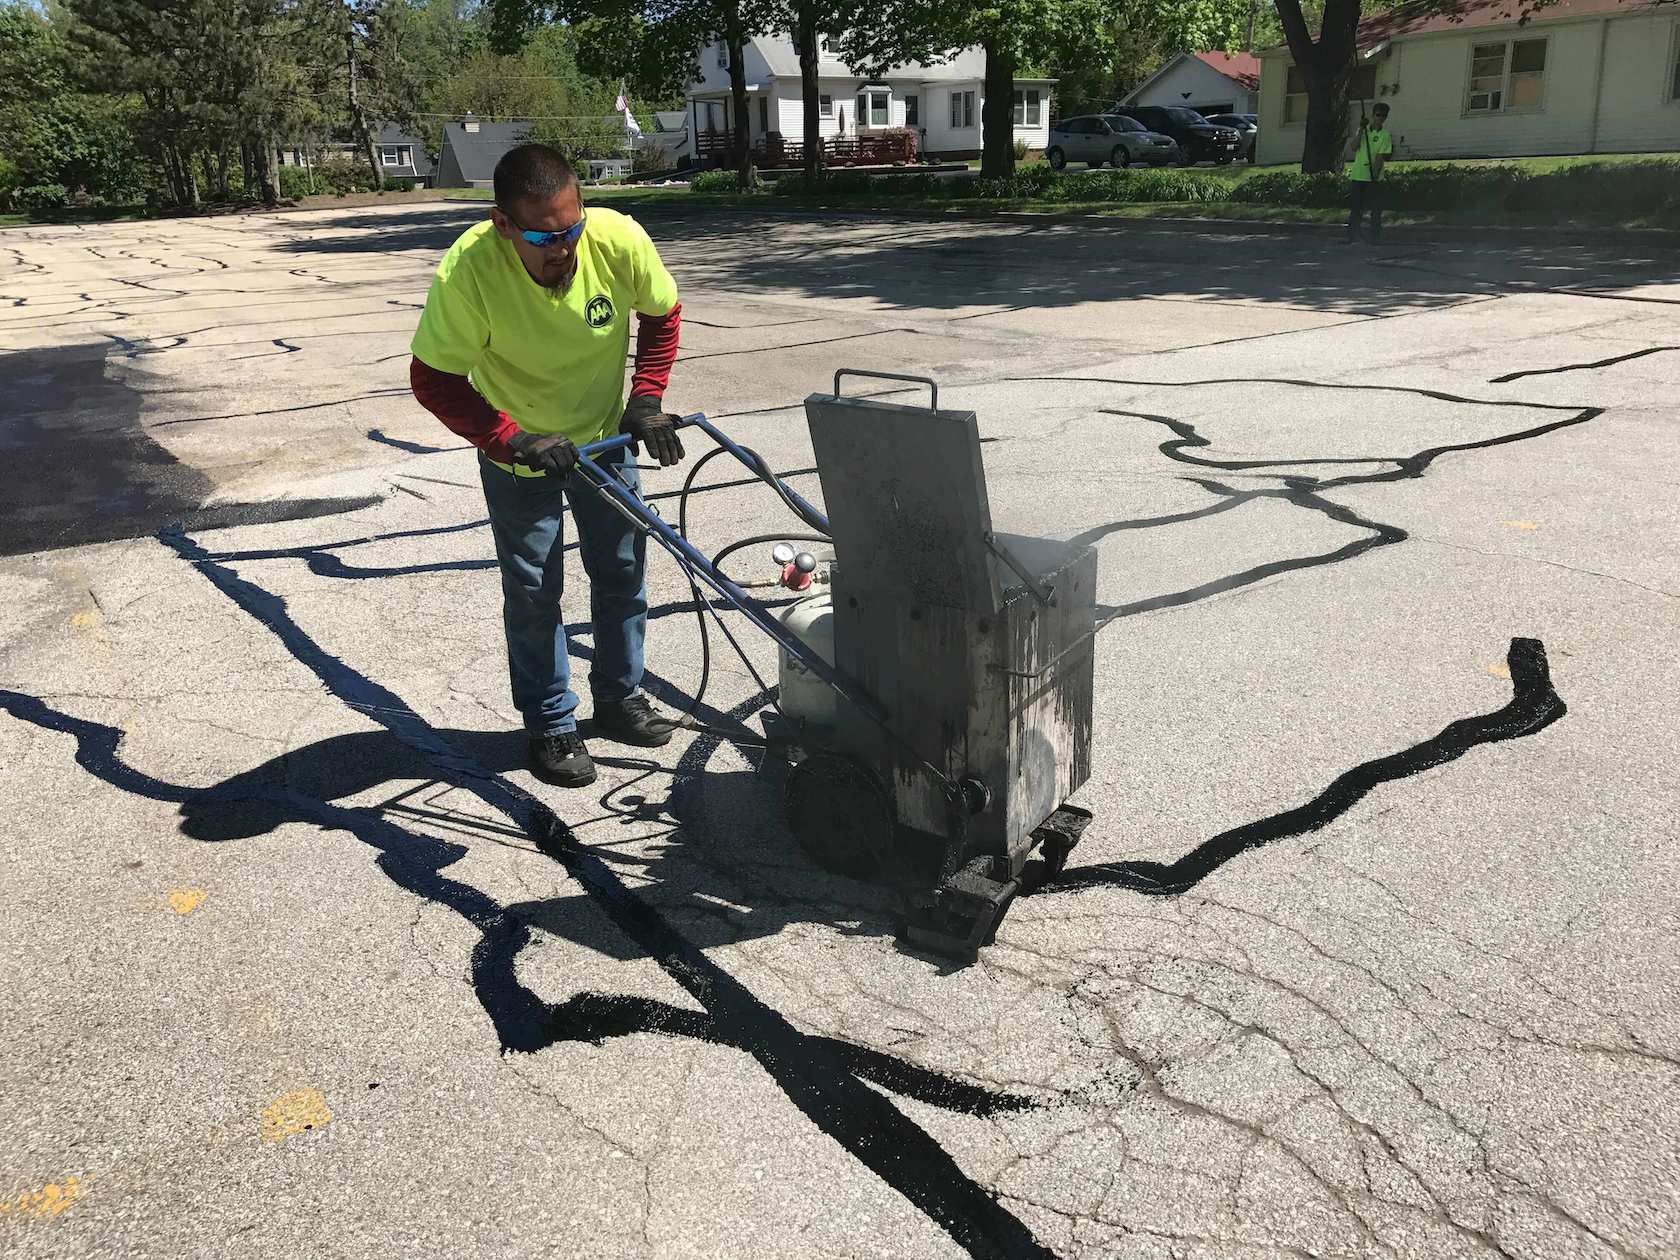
[831,369,938,411]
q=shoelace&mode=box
[617,696,656,722]
[539,732,585,758]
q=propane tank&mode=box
[776,591,836,727]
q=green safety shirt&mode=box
[1347,125,1393,183]
[411,207,679,475]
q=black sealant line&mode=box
[1064,392,1602,626]
[1040,637,1565,897]
[141,526,1057,1260]
[367,428,457,455]
[1489,345,1679,384]
[1007,374,1596,416]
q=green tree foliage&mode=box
[839,0,1109,178]
[532,0,778,188]
[0,3,145,207]
[1046,0,1254,118]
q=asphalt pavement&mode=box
[1,201,1677,1259]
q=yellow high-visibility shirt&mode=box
[411,207,679,475]
[1347,125,1393,183]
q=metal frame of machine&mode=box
[570,372,1095,960]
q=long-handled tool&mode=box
[570,371,1097,961]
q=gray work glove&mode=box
[506,430,579,477]
[619,395,685,468]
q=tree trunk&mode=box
[796,6,821,181]
[257,135,281,204]
[1301,79,1347,173]
[347,28,381,187]
[241,143,255,200]
[724,15,752,190]
[1275,0,1362,174]
[980,38,1016,179]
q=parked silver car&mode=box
[1045,114,1178,170]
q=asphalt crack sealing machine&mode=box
[570,370,1097,961]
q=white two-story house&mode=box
[686,36,1055,162]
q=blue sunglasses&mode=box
[500,207,585,249]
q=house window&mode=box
[854,88,889,128]
[1466,38,1547,113]
[904,94,918,126]
[951,89,975,129]
[819,93,833,117]
[380,146,409,167]
[1284,65,1309,123]
[1283,64,1375,124]
[1012,88,1042,126]
[717,43,727,68]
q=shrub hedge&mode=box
[760,159,1680,217]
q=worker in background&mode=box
[1343,102,1393,245]
[408,143,685,789]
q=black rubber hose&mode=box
[668,439,827,734]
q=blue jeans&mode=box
[478,451,647,736]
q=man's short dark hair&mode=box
[494,143,578,208]
[1372,103,1390,116]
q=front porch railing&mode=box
[693,129,918,170]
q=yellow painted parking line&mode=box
[260,1089,331,1142]
[1483,662,1513,680]
[1501,520,1541,530]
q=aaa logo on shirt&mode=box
[585,295,615,328]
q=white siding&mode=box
[1258,12,1680,165]
[1374,23,1601,157]
[1129,58,1257,114]
[690,40,775,95]
[1256,55,1293,165]
[922,81,985,153]
[1593,14,1680,152]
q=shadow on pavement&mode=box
[0,343,379,557]
[270,202,1680,320]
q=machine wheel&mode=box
[785,753,894,881]
[1046,147,1066,170]
[1215,155,1234,165]
[1111,145,1130,168]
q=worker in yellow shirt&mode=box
[408,143,685,788]
[1344,102,1393,245]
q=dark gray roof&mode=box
[438,121,532,183]
[375,123,434,176]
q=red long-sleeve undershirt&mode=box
[409,302,682,464]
